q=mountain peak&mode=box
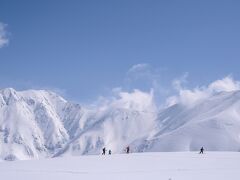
[0,87,17,94]
[0,88,19,105]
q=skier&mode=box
[126,146,130,154]
[102,147,106,155]
[199,147,204,154]
[108,150,112,155]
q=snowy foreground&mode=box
[0,152,240,180]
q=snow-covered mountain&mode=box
[132,91,240,152]
[54,89,157,157]
[0,88,86,160]
[0,88,240,160]
[57,90,240,157]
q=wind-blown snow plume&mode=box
[167,76,240,107]
[95,89,156,112]
[125,64,170,102]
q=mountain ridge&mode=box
[0,88,240,160]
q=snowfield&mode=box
[0,152,240,180]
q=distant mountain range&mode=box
[0,88,239,160]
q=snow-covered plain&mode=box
[0,152,239,180]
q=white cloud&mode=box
[125,63,170,103]
[166,76,240,107]
[127,63,150,74]
[126,63,153,83]
[0,23,9,48]
[208,76,240,93]
[172,72,189,90]
[91,88,157,114]
[115,89,155,111]
[94,63,240,112]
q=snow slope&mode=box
[132,91,240,152]
[58,90,240,157]
[0,152,240,180]
[55,104,157,156]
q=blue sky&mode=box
[0,0,240,103]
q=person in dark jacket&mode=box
[102,147,106,155]
[108,150,112,155]
[126,146,130,154]
[200,147,204,154]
